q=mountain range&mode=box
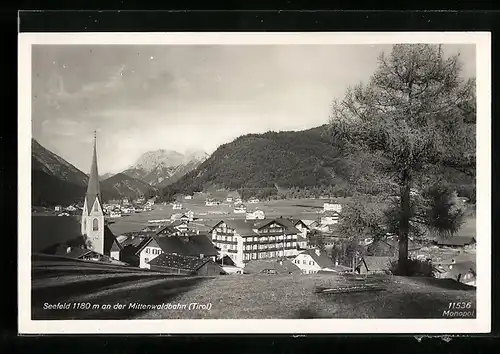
[32,140,157,206]
[122,149,208,187]
[32,123,475,207]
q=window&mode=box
[252,252,257,260]
[303,260,306,264]
[309,261,314,265]
[146,248,149,254]
[94,202,99,212]
[244,253,250,261]
[92,218,99,231]
[292,242,297,247]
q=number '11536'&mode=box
[448,302,472,309]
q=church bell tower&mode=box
[81,131,105,254]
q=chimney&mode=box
[66,246,71,254]
[335,259,339,266]
[200,253,204,259]
[315,249,321,256]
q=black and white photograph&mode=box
[18,32,490,333]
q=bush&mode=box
[389,258,434,277]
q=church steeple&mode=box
[81,130,105,255]
[85,130,101,215]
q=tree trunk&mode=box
[399,173,411,274]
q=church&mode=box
[80,131,122,260]
[32,132,122,263]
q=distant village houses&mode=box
[320,210,340,225]
[245,209,265,220]
[323,202,342,213]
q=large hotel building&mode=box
[210,218,307,268]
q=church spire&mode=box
[85,130,101,214]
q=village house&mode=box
[109,210,122,218]
[233,204,247,214]
[287,218,310,239]
[323,202,342,213]
[356,256,393,274]
[156,220,196,236]
[248,197,260,203]
[65,205,77,212]
[433,259,476,287]
[433,236,476,248]
[148,253,226,276]
[205,198,219,206]
[210,218,302,268]
[246,209,266,220]
[136,231,218,269]
[293,249,347,274]
[172,202,182,210]
[320,210,340,225]
[226,197,233,202]
[54,205,62,212]
[184,195,193,200]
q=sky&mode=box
[31,44,476,174]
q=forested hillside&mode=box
[160,124,475,202]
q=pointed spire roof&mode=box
[85,131,101,214]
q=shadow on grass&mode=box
[403,277,477,291]
[293,307,322,319]
[32,276,210,320]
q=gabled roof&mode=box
[298,249,335,269]
[243,259,301,275]
[211,219,256,236]
[288,218,310,230]
[170,220,189,227]
[156,225,179,235]
[360,256,393,272]
[254,218,301,234]
[148,253,211,271]
[435,236,476,246]
[322,210,341,217]
[104,225,122,254]
[136,234,218,257]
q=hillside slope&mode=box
[32,139,89,187]
[32,140,121,206]
[160,125,347,200]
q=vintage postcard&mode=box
[18,32,491,334]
